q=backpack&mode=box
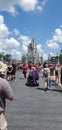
[43,70,48,77]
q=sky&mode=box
[0,0,62,60]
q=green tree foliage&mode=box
[3,54,11,62]
[59,54,62,64]
[0,53,3,59]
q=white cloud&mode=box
[36,6,43,11]
[42,0,47,6]
[6,37,20,49]
[0,24,9,39]
[47,28,62,49]
[49,52,54,57]
[47,40,59,49]
[20,35,31,45]
[0,0,38,14]
[0,15,9,39]
[0,41,5,52]
[55,28,62,35]
[37,44,43,53]
[0,1,16,15]
[0,15,22,60]
[53,28,62,42]
[22,45,28,53]
[19,0,38,11]
[0,15,4,24]
[43,53,48,60]
[8,6,17,16]
[0,0,48,15]
[13,28,20,36]
[11,49,22,60]
[37,0,47,11]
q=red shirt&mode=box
[33,64,36,67]
[29,63,33,69]
[23,64,28,72]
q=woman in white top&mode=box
[43,64,50,91]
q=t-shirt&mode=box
[43,68,50,77]
[0,77,14,112]
[23,64,28,72]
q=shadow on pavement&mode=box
[37,79,62,93]
[19,77,24,79]
[37,87,62,93]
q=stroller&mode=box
[26,68,39,87]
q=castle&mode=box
[22,37,43,64]
[27,37,38,64]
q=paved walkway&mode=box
[6,71,62,130]
[51,75,62,88]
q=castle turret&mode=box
[27,37,38,64]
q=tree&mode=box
[59,54,62,64]
[3,54,11,62]
[0,53,3,59]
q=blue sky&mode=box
[0,0,62,60]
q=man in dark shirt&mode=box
[11,62,16,81]
[0,76,14,130]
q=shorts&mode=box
[0,113,7,130]
[44,77,48,82]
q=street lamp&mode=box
[57,53,60,64]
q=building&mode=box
[22,37,43,64]
[27,38,38,64]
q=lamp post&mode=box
[57,53,59,64]
[48,54,51,63]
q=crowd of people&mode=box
[0,60,62,88]
[0,60,62,129]
[42,63,62,91]
[21,62,62,92]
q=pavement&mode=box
[6,71,62,130]
[51,75,62,88]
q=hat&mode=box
[31,67,36,71]
[0,61,7,73]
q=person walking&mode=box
[11,61,17,81]
[22,63,28,79]
[60,65,62,86]
[43,64,50,91]
[0,64,14,130]
[6,62,13,81]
